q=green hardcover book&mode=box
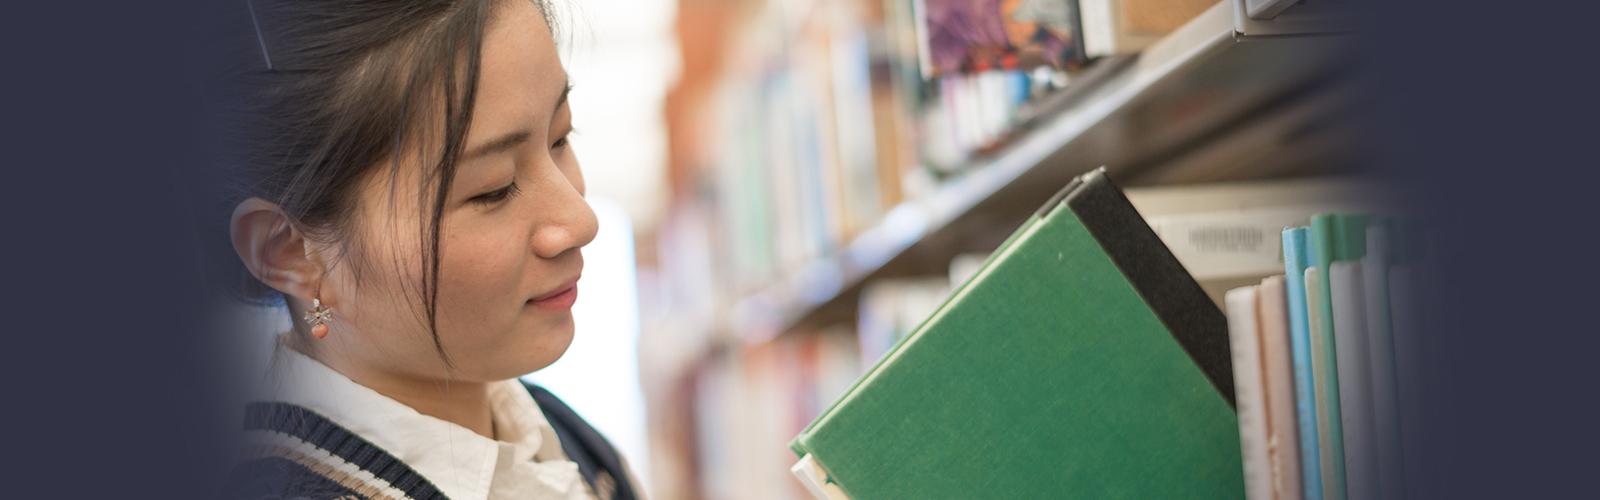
[790,168,1243,499]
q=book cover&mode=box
[1281,227,1324,500]
[916,0,1087,77]
[791,168,1241,498]
[1258,276,1304,500]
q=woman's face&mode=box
[320,1,597,383]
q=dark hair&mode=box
[216,0,556,365]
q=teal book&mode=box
[1307,213,1369,500]
[790,168,1243,499]
[1282,227,1324,500]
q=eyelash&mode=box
[469,130,571,206]
[469,181,521,206]
[553,128,576,150]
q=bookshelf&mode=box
[726,0,1363,342]
[645,0,1368,498]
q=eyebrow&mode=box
[462,79,573,161]
[556,79,572,112]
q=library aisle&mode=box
[624,0,1375,498]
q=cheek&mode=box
[436,224,529,330]
[327,203,428,324]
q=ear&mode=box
[230,197,323,302]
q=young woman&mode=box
[221,1,638,498]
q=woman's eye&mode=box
[469,182,520,205]
[552,128,576,150]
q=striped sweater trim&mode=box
[244,401,448,500]
[243,442,407,500]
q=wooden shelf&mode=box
[726,0,1365,343]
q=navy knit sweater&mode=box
[224,383,639,500]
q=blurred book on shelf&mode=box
[916,0,1088,77]
[1080,0,1218,57]
[690,328,862,500]
[856,278,948,365]
[853,252,985,364]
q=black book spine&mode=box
[1060,168,1237,408]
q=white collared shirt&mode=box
[259,342,597,500]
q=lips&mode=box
[528,276,580,311]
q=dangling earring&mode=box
[304,296,333,339]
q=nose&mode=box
[530,168,598,260]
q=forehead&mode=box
[473,1,565,130]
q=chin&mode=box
[500,318,577,378]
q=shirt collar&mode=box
[260,340,592,500]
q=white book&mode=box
[1330,262,1378,500]
[1227,286,1274,500]
[1125,178,1375,303]
[1142,207,1332,283]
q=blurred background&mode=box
[239,0,1369,498]
[548,0,1369,499]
